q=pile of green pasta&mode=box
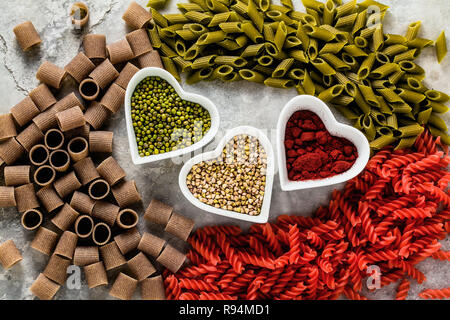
[145,0,450,150]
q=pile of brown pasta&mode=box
[147,0,449,151]
[0,2,195,300]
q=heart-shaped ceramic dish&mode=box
[125,67,220,165]
[277,95,370,191]
[179,126,275,223]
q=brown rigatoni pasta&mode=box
[54,171,82,199]
[36,61,67,89]
[64,124,90,141]
[92,200,120,226]
[100,241,126,271]
[141,276,166,300]
[115,62,140,90]
[34,165,55,187]
[111,180,141,208]
[0,114,17,142]
[49,149,71,173]
[89,59,119,89]
[83,34,107,60]
[55,106,85,132]
[0,138,25,165]
[32,109,58,133]
[29,84,57,112]
[144,199,173,227]
[138,232,166,258]
[70,2,90,28]
[15,183,39,212]
[44,129,64,150]
[88,179,110,200]
[74,215,94,238]
[114,228,141,255]
[70,191,95,215]
[73,157,100,185]
[122,2,152,30]
[4,165,30,186]
[13,20,41,51]
[92,222,111,246]
[0,186,16,207]
[51,203,80,231]
[30,273,60,300]
[126,29,153,57]
[30,227,59,255]
[29,144,49,166]
[79,78,100,101]
[54,231,78,259]
[116,209,139,229]
[84,101,111,130]
[73,246,99,266]
[67,137,89,162]
[109,272,138,300]
[11,96,40,127]
[65,52,96,83]
[36,185,63,213]
[21,209,43,231]
[16,122,44,152]
[84,261,108,288]
[43,254,71,285]
[96,156,126,186]
[89,131,113,153]
[137,50,164,69]
[0,240,22,269]
[100,83,125,113]
[156,244,186,273]
[106,39,134,65]
[53,92,85,112]
[165,212,195,241]
[128,252,156,281]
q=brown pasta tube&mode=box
[114,228,141,255]
[67,137,89,162]
[89,59,119,89]
[0,240,22,269]
[54,231,78,259]
[0,186,17,207]
[89,131,113,153]
[156,244,186,273]
[100,241,126,271]
[144,199,173,227]
[79,78,100,101]
[53,92,85,112]
[70,191,95,215]
[32,109,58,132]
[64,123,90,141]
[11,96,40,127]
[138,232,166,258]
[54,171,82,199]
[71,2,90,28]
[74,215,94,238]
[100,83,125,113]
[0,138,25,165]
[21,209,43,231]
[137,50,163,69]
[15,183,39,212]
[127,252,156,281]
[96,156,126,186]
[73,157,100,185]
[126,29,153,57]
[88,179,110,200]
[29,84,57,112]
[13,20,41,51]
[141,276,166,300]
[92,200,119,226]
[30,274,60,300]
[165,212,195,242]
[109,272,138,300]
[16,122,44,152]
[49,150,71,173]
[84,261,108,288]
[0,114,17,141]
[84,101,111,130]
[36,61,67,89]
[65,52,95,83]
[92,222,111,246]
[43,254,71,285]
[55,106,85,132]
[83,34,107,60]
[51,203,80,231]
[4,165,30,186]
[107,39,134,65]
[115,62,140,89]
[36,185,63,212]
[111,180,141,208]
[73,246,99,266]
[122,2,152,30]
[116,209,139,229]
[34,165,56,187]
[44,129,64,150]
[30,227,59,255]
[29,144,49,166]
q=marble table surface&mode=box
[0,0,448,300]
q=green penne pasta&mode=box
[208,12,231,27]
[207,0,229,13]
[173,56,193,72]
[346,72,362,84]
[308,38,319,60]
[151,8,169,27]
[370,63,399,79]
[390,102,412,114]
[280,0,293,9]
[175,39,187,56]
[252,65,273,76]
[425,89,450,103]
[384,34,407,45]
[266,10,295,25]
[343,45,368,57]
[283,36,302,49]
[159,43,178,57]
[273,21,288,51]
[352,86,372,114]
[386,113,398,129]
[397,123,424,138]
[235,34,249,47]
[223,71,242,82]
[428,113,448,131]
[376,127,394,137]
[417,107,432,125]
[360,27,376,39]
[388,70,405,85]
[334,104,360,120]
[185,11,213,24]
[241,22,264,43]
[185,23,208,35]
[335,0,356,18]
[192,55,217,69]
[177,3,206,13]
[382,44,408,56]
[301,0,325,13]
[305,9,321,25]
[429,126,450,145]
[311,57,336,76]
[357,53,375,80]
[186,67,214,84]
[219,21,242,33]
[147,0,167,9]
[164,14,190,24]
[160,24,184,38]
[405,21,421,41]
[358,83,379,107]
[354,36,368,48]
[257,0,270,12]
[407,37,433,49]
[323,0,336,26]
[238,69,265,83]
[357,0,389,12]
[176,29,197,41]
[231,1,248,15]
[228,11,246,22]
[263,23,275,42]
[241,43,266,57]
[370,109,387,125]
[375,52,390,64]
[320,53,350,72]
[335,12,358,28]
[184,43,206,60]
[320,25,349,42]
[435,31,447,63]
[189,0,210,11]
[288,50,309,63]
[266,42,288,59]
[393,49,419,63]
[161,57,181,81]
[370,135,397,150]
[303,25,336,42]
[331,95,354,106]
[212,64,234,79]
[341,53,358,71]
[377,88,404,103]
[147,23,162,48]
[272,58,294,78]
[302,71,315,95]
[288,68,306,80]
[246,0,264,32]
[295,24,310,50]
[352,9,367,35]
[319,42,346,55]
[215,55,247,67]
[376,95,392,114]
[428,101,449,114]
[217,39,240,50]
[258,55,274,66]
[196,30,226,45]
[334,72,351,85]
[395,136,417,150]
[362,114,376,141]
[318,84,344,102]
[310,70,324,84]
[271,4,292,15]
[373,25,384,52]
[264,77,295,88]
[395,88,426,104]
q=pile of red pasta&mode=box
[163,130,450,300]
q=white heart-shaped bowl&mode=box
[179,126,275,223]
[277,95,370,191]
[125,67,220,165]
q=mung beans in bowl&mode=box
[125,67,220,164]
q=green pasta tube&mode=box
[191,55,217,69]
[318,84,344,102]
[308,38,319,60]
[258,55,274,66]
[395,136,417,150]
[164,14,190,24]
[264,77,294,88]
[388,70,405,85]
[223,71,242,82]
[219,22,242,33]
[370,135,397,150]
[370,109,386,126]
[173,56,193,72]
[376,95,393,115]
[352,9,366,35]
[253,65,273,76]
[161,57,181,81]
[341,53,358,71]
[377,88,404,103]
[257,0,270,12]
[147,24,162,48]
[303,25,335,42]
[428,101,449,114]
[393,49,419,63]
[289,50,309,63]
[417,107,432,125]
[177,3,206,12]
[319,42,346,55]
[395,88,426,104]
[357,53,375,80]
[160,24,184,38]
[288,68,305,80]
[382,44,408,56]
[218,39,240,50]
[175,39,187,56]
[184,43,206,60]
[429,126,450,145]
[359,27,376,39]
[372,25,384,52]
[435,31,447,63]
[241,22,264,43]
[362,114,376,141]
[370,63,400,79]
[398,60,424,74]
[391,102,412,114]
[311,58,336,76]
[358,83,379,107]
[176,29,197,41]
[235,35,249,48]
[319,25,348,42]
[197,31,226,45]
[159,43,177,57]
[425,89,450,103]
[186,67,213,84]
[343,45,368,57]
[404,77,427,93]
[272,5,293,15]
[302,71,315,95]
[280,0,293,9]
[397,123,424,138]
[246,0,264,32]
[334,72,351,85]
[428,113,448,131]
[384,34,407,45]
[284,36,302,49]
[335,0,356,19]
[371,80,392,89]
[238,69,265,83]
[334,105,359,120]
[207,0,229,13]
[375,52,390,64]
[386,113,398,129]
[208,12,231,27]
[212,65,234,79]
[323,0,336,26]
[407,37,433,49]
[189,0,210,11]
[151,8,169,27]
[186,23,208,36]
[263,24,275,42]
[305,9,321,26]
[215,55,247,67]
[354,36,368,49]
[405,21,421,41]
[331,95,354,107]
[241,43,266,57]
[185,11,212,24]
[266,42,288,59]
[320,53,350,72]
[272,58,294,78]
[351,86,371,114]
[335,13,358,29]
[301,0,325,13]
[295,23,310,50]
[273,21,288,51]
[231,1,248,15]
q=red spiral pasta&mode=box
[395,278,410,300]
[419,287,450,299]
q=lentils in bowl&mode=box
[131,76,211,157]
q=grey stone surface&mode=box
[0,0,449,300]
